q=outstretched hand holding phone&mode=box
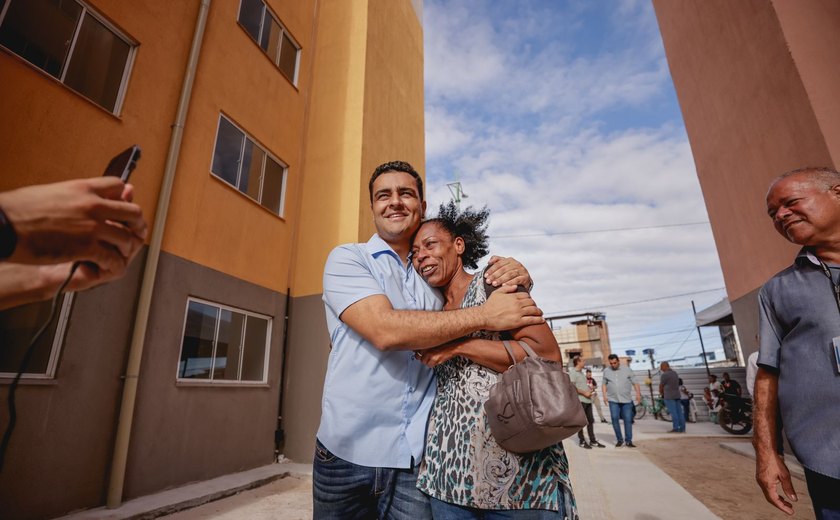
[0,146,148,309]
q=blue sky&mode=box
[422,0,729,365]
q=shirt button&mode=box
[409,387,415,392]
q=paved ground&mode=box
[62,417,775,519]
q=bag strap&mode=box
[501,340,539,365]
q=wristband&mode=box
[0,206,17,260]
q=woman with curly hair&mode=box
[411,201,577,519]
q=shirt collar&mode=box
[795,247,822,267]
[366,234,404,263]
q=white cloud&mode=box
[422,1,727,361]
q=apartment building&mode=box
[0,0,425,517]
[652,1,840,355]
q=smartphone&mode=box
[104,145,141,181]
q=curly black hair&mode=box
[420,200,490,269]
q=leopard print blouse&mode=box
[416,267,578,517]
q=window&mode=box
[0,0,135,113]
[0,295,73,379]
[211,115,288,216]
[237,0,299,84]
[177,298,271,384]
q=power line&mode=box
[490,221,709,239]
[546,287,726,314]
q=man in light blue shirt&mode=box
[315,161,540,519]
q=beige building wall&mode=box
[282,0,426,462]
[652,0,840,353]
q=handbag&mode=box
[484,340,587,454]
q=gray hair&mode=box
[772,166,840,192]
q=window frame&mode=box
[0,0,137,114]
[210,113,288,217]
[0,293,75,381]
[175,297,273,386]
[236,0,300,85]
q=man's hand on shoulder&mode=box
[481,284,543,331]
[484,256,532,288]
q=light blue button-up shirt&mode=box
[318,234,443,468]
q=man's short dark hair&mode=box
[608,354,619,361]
[369,161,424,202]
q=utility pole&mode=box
[692,300,712,377]
[446,181,468,208]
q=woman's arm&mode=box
[417,321,561,373]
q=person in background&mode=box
[678,378,694,424]
[586,368,608,423]
[571,358,605,449]
[659,362,685,433]
[602,354,641,447]
[720,372,742,397]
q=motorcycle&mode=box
[717,393,753,435]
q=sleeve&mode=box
[322,245,385,319]
[757,286,782,372]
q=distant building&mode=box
[550,313,612,367]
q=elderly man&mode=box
[756,166,840,517]
[316,161,540,519]
[602,353,641,447]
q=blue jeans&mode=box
[608,401,634,443]
[429,497,564,519]
[804,468,840,520]
[664,399,685,432]
[312,438,432,519]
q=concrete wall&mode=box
[652,0,840,344]
[124,252,286,499]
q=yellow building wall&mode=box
[161,0,316,294]
[291,0,426,298]
[0,0,196,225]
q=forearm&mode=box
[753,368,781,457]
[368,306,488,351]
[0,263,62,310]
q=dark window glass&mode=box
[278,32,297,82]
[214,310,244,381]
[179,301,218,379]
[0,297,66,374]
[237,0,263,42]
[260,12,281,63]
[212,117,244,186]
[261,157,285,214]
[0,0,82,78]
[241,316,268,381]
[239,139,263,201]
[64,14,131,111]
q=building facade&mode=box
[652,0,840,357]
[551,315,612,367]
[0,0,425,517]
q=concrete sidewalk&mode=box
[61,418,735,519]
[569,418,725,519]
